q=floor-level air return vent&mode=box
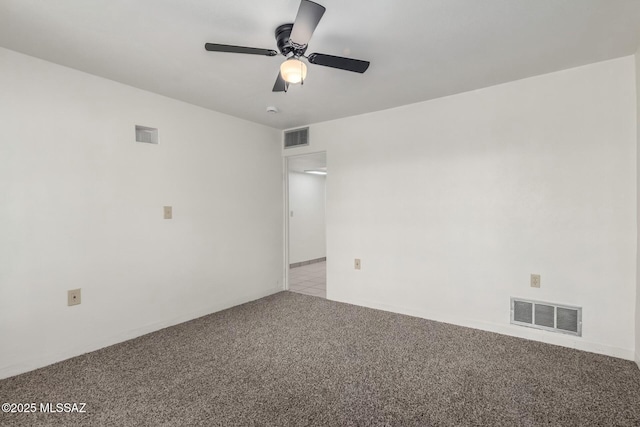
[284,127,309,149]
[511,298,582,336]
[135,125,158,144]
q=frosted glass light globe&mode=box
[280,58,308,84]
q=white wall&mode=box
[0,47,284,379]
[288,172,326,264]
[285,56,637,360]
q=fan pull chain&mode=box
[301,61,304,86]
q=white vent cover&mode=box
[511,298,582,336]
[284,127,309,149]
[135,125,158,144]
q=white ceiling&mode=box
[1,0,639,130]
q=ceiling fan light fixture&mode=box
[280,58,307,84]
[204,1,370,92]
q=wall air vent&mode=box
[284,127,309,149]
[135,125,158,144]
[511,298,582,336]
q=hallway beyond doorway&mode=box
[288,261,326,298]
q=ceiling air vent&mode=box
[511,298,581,336]
[284,127,309,149]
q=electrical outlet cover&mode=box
[68,288,81,306]
[530,274,541,288]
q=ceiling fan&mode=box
[204,0,370,92]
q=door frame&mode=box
[283,151,327,292]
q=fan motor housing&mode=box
[276,23,307,57]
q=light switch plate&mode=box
[163,206,172,219]
[355,258,361,270]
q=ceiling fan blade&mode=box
[307,53,370,73]
[205,43,277,56]
[289,0,326,46]
[272,72,289,92]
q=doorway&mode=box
[286,152,327,298]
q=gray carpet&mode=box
[1,291,640,426]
